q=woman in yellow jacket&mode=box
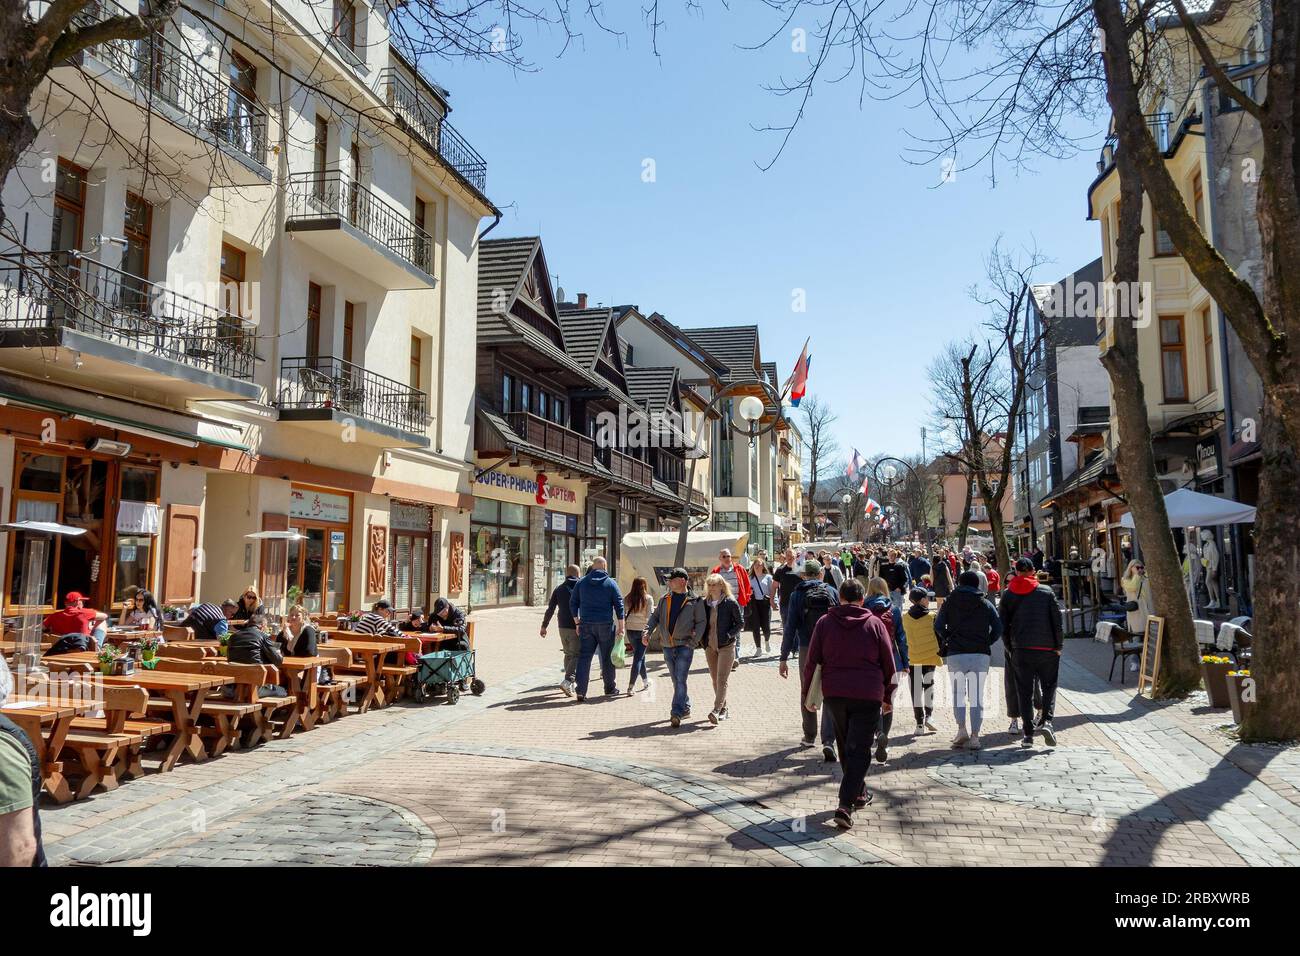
[901,586,943,734]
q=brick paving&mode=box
[37,604,1299,866]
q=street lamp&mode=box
[872,456,929,549]
[673,380,785,567]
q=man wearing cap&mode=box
[644,568,706,727]
[42,592,108,643]
[1000,556,1063,747]
[780,560,840,756]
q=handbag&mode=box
[804,664,823,709]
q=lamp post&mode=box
[872,456,928,549]
[673,380,784,568]
[840,492,853,540]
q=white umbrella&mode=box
[0,520,87,536]
[1118,487,1256,528]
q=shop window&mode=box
[112,466,161,606]
[469,499,529,606]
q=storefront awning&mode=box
[0,375,250,451]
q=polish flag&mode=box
[782,337,812,407]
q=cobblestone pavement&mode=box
[39,606,1299,866]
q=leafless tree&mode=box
[799,394,841,533]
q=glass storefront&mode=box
[470,498,529,606]
[285,487,351,613]
[581,505,615,570]
[390,503,432,613]
[544,511,578,591]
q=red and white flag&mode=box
[782,337,812,407]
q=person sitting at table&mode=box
[399,608,429,632]
[42,592,108,643]
[177,600,238,642]
[232,584,265,624]
[119,588,160,631]
[276,604,319,657]
[352,599,401,638]
[429,597,469,651]
[225,613,289,699]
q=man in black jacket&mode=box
[541,564,582,697]
[879,550,912,610]
[226,613,289,698]
[999,558,1064,748]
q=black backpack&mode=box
[45,633,92,656]
[800,584,835,638]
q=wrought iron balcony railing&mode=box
[0,252,257,380]
[286,170,434,277]
[377,68,489,192]
[278,356,428,434]
[504,411,595,466]
[72,1,267,165]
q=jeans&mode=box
[797,647,836,746]
[1004,646,1043,720]
[576,622,617,696]
[626,629,648,683]
[558,626,580,683]
[909,664,937,724]
[662,644,694,718]
[825,697,882,810]
[748,599,772,651]
[1016,649,1060,738]
[947,652,991,735]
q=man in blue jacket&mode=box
[568,556,626,701]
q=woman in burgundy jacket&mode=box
[800,577,897,830]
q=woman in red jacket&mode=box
[801,577,897,830]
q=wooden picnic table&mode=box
[321,637,405,713]
[0,695,96,803]
[276,655,325,737]
[41,651,98,673]
[98,672,226,772]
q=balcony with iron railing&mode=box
[0,252,259,399]
[503,411,596,466]
[285,170,435,286]
[377,68,489,194]
[277,355,429,446]
[71,1,268,169]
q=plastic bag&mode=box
[611,635,628,668]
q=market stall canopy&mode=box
[1118,488,1256,528]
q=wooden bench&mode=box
[160,642,211,661]
[380,636,424,702]
[153,659,291,751]
[317,645,362,720]
[62,686,160,798]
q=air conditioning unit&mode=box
[87,438,132,457]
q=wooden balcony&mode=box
[505,411,595,466]
[601,447,654,488]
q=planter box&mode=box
[1201,660,1233,708]
[1226,673,1256,725]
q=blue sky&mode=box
[434,6,1104,464]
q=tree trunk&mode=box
[957,474,973,547]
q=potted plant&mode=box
[218,633,230,658]
[286,585,303,608]
[1226,669,1255,725]
[140,636,160,663]
[97,647,118,676]
[1200,655,1233,708]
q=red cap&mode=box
[64,591,88,604]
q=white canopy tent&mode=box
[1118,488,1256,528]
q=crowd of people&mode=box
[544,542,1065,831]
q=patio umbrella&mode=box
[1117,487,1256,528]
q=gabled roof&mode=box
[624,366,679,414]
[614,309,731,380]
[557,307,615,370]
[477,236,563,341]
[678,326,760,383]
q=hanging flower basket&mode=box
[1200,655,1233,708]
[1226,670,1255,725]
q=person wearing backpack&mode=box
[780,560,840,759]
[934,570,1003,750]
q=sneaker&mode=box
[639,678,650,692]
[822,745,837,763]
[966,735,982,751]
[852,791,874,810]
[1040,722,1058,746]
[799,736,815,749]
[1020,736,1033,749]
[951,732,970,749]
[670,714,681,728]
[731,659,739,672]
[719,707,730,720]
[1007,718,1020,735]
[832,808,854,830]
[765,641,771,654]
[708,710,719,725]
[626,684,635,696]
[559,680,574,698]
[605,689,620,698]
[874,741,888,762]
[575,695,586,703]
[914,723,926,735]
[924,719,939,733]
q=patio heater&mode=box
[1,520,87,689]
[244,529,305,629]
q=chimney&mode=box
[577,292,588,309]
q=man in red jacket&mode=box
[711,549,752,606]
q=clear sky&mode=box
[432,5,1104,465]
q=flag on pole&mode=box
[782,337,812,407]
[860,474,870,496]
[864,498,881,516]
[846,448,866,477]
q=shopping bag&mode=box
[804,664,823,709]
[611,634,628,668]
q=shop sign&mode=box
[290,488,350,523]
[1196,436,1221,480]
[548,511,578,534]
[473,468,580,510]
[391,502,432,532]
